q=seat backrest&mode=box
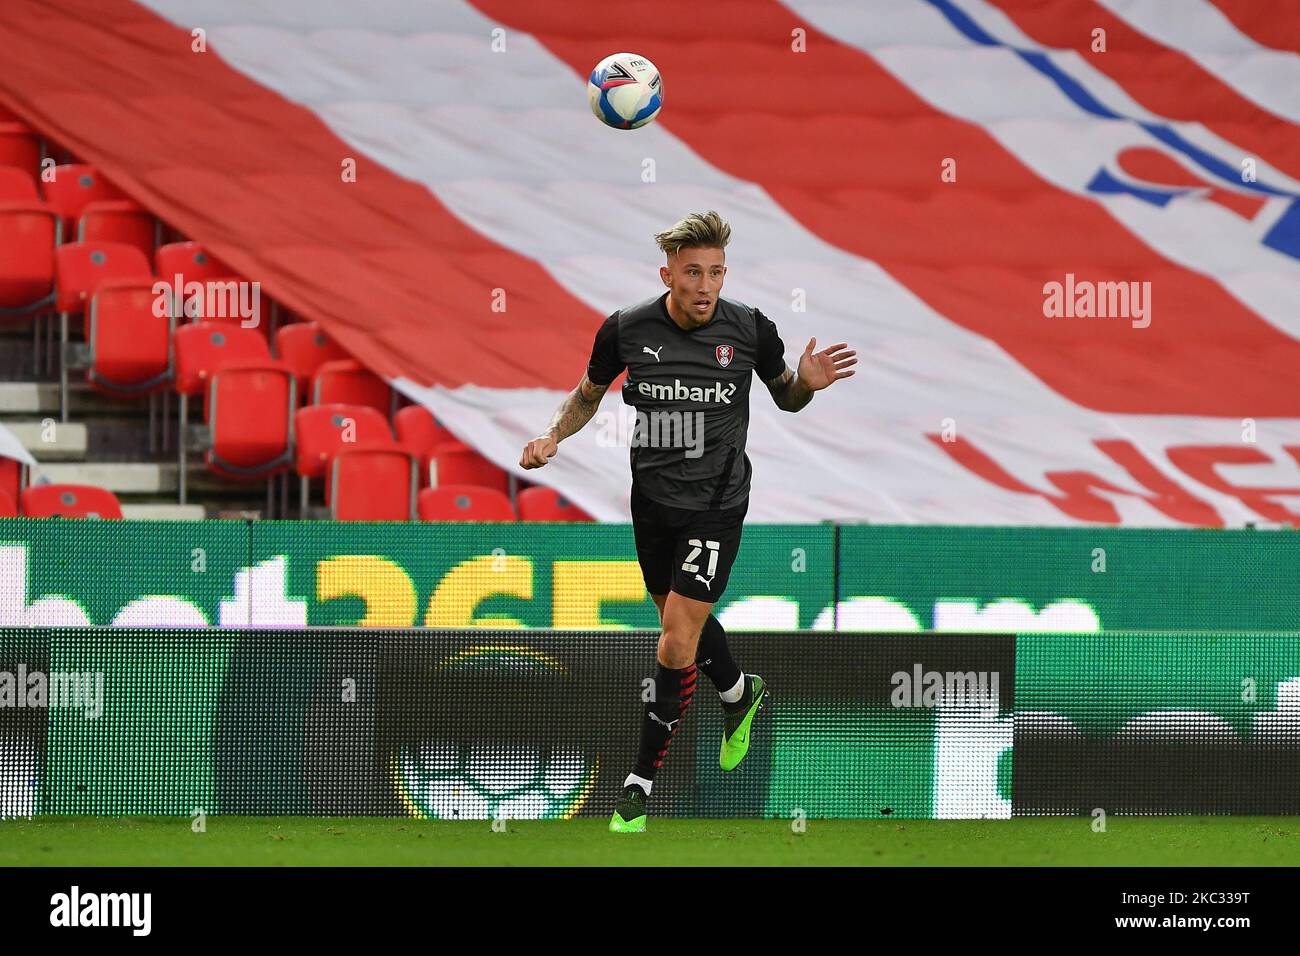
[294,403,393,479]
[0,124,41,176]
[394,405,455,458]
[154,241,235,285]
[155,243,253,326]
[0,487,15,518]
[41,164,126,231]
[206,364,296,474]
[172,276,261,329]
[329,445,416,520]
[0,167,37,201]
[173,322,270,396]
[87,278,173,393]
[427,444,509,494]
[20,483,123,519]
[516,486,595,522]
[54,241,152,314]
[78,200,154,258]
[417,485,516,522]
[0,204,60,309]
[275,322,349,394]
[0,456,21,504]
[311,359,391,414]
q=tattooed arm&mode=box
[520,374,610,468]
[764,365,816,413]
[764,338,857,412]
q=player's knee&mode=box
[657,625,698,669]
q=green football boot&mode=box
[609,784,648,833]
[720,674,768,772]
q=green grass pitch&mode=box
[2,816,1300,866]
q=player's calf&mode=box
[609,661,697,833]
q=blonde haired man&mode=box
[521,210,856,832]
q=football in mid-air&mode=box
[587,52,662,129]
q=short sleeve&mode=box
[585,312,624,386]
[753,309,787,380]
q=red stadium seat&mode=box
[312,359,392,414]
[85,278,172,395]
[205,363,296,480]
[0,123,41,177]
[154,241,235,286]
[418,485,516,522]
[0,456,22,506]
[78,200,154,259]
[516,486,596,522]
[0,203,59,312]
[328,445,417,520]
[425,442,509,494]
[176,278,262,330]
[172,324,274,503]
[173,322,270,396]
[394,405,456,460]
[187,307,263,334]
[294,403,393,514]
[53,242,152,419]
[54,241,151,314]
[0,196,56,379]
[41,136,77,167]
[41,164,127,237]
[155,243,257,330]
[274,322,348,396]
[294,403,393,480]
[20,483,123,519]
[0,488,15,518]
[0,167,37,201]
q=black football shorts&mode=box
[630,482,748,604]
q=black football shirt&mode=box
[585,292,787,511]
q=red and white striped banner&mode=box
[2,0,1297,524]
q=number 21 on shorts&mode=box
[682,539,721,578]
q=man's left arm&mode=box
[763,365,815,413]
[761,331,857,413]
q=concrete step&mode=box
[3,400,185,463]
[30,461,169,494]
[0,383,50,415]
[119,503,208,521]
[2,420,88,461]
[4,416,172,464]
[28,460,276,499]
[0,381,151,416]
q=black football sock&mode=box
[630,662,697,785]
[695,614,743,698]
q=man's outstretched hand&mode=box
[798,338,857,391]
[519,434,558,469]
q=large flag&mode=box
[0,424,34,468]
[2,0,1297,524]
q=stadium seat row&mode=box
[0,163,153,258]
[172,328,558,513]
[0,145,594,522]
[0,478,592,523]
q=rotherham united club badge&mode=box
[716,344,733,368]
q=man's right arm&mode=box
[548,375,610,441]
[519,375,611,469]
[520,313,622,470]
